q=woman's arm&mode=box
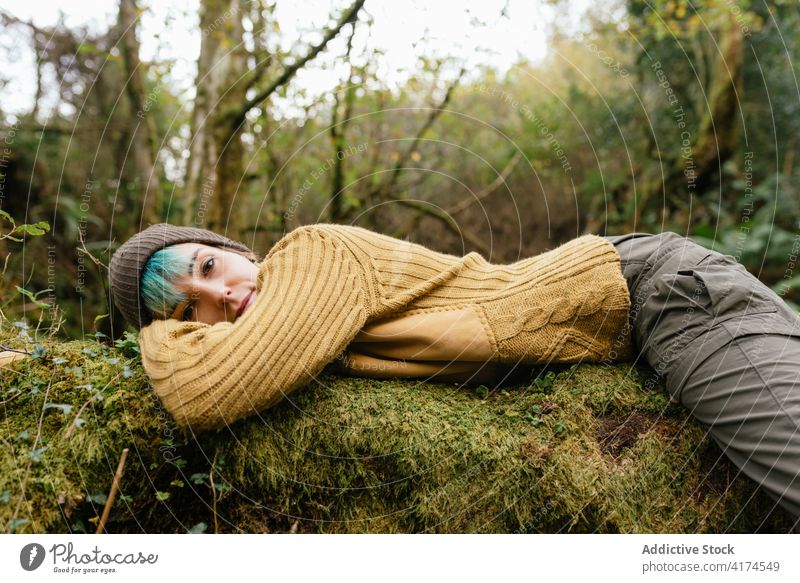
[138,227,368,432]
[329,349,508,385]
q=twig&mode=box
[76,227,108,271]
[447,150,522,215]
[0,345,32,355]
[0,389,25,406]
[76,227,115,328]
[210,449,219,534]
[228,0,366,127]
[391,199,493,257]
[95,447,129,534]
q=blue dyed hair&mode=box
[141,246,194,320]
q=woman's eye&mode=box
[181,257,213,320]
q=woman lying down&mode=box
[109,222,800,526]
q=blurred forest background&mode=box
[1,0,799,341]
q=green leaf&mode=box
[474,385,489,399]
[13,221,50,237]
[86,492,108,505]
[29,447,48,463]
[44,403,73,415]
[188,522,208,534]
[8,518,29,532]
[190,473,209,485]
[31,344,49,359]
[155,491,171,501]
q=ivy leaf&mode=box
[190,473,209,485]
[114,331,140,356]
[8,518,29,532]
[31,344,49,359]
[29,447,48,463]
[44,403,73,415]
[86,492,108,505]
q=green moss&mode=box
[0,321,794,533]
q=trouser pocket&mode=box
[679,254,779,320]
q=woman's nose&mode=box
[198,281,233,308]
[218,286,233,308]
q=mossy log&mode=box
[0,323,794,534]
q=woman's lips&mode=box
[236,291,255,318]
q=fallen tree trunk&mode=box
[0,323,794,534]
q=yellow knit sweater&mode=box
[138,223,634,431]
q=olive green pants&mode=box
[603,232,800,529]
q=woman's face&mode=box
[167,243,259,325]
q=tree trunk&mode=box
[118,0,162,225]
[183,0,248,236]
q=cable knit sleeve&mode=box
[137,226,367,432]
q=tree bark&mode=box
[182,0,248,235]
[118,0,162,225]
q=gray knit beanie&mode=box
[109,223,258,331]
